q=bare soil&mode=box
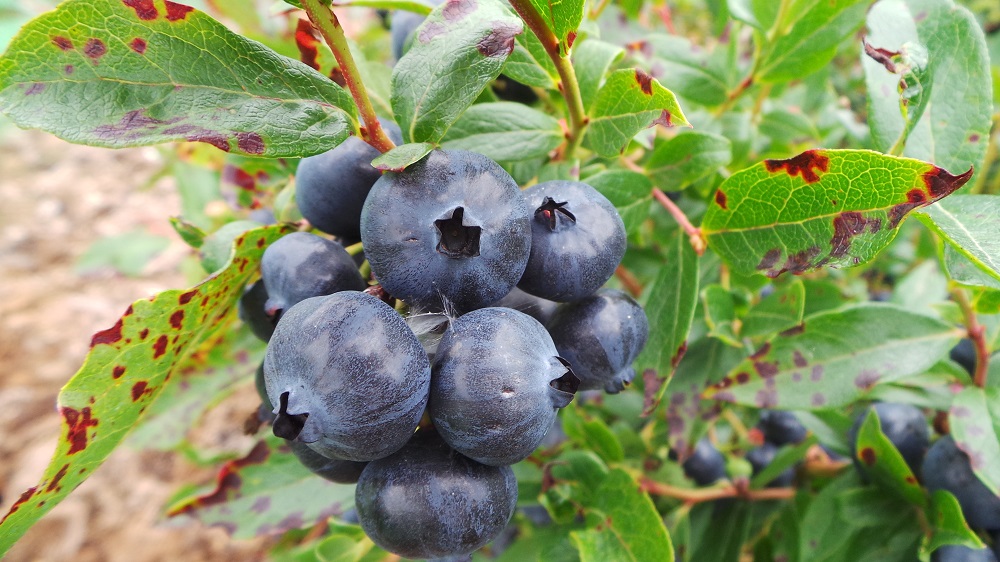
[0,128,271,561]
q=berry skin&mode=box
[295,120,403,240]
[430,307,579,466]
[931,544,998,562]
[238,280,277,342]
[355,430,517,559]
[758,410,808,446]
[492,287,559,326]
[849,403,929,477]
[923,436,1000,531]
[746,443,795,488]
[263,291,430,462]
[950,338,978,377]
[288,441,367,484]
[546,289,648,393]
[682,438,727,486]
[517,180,626,302]
[260,232,366,322]
[360,149,531,313]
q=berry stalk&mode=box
[652,188,707,255]
[301,0,396,153]
[951,287,991,388]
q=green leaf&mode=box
[726,0,777,30]
[853,409,927,507]
[635,230,700,415]
[750,436,816,489]
[170,216,206,249]
[569,469,673,562]
[0,0,356,156]
[391,0,523,143]
[585,169,653,235]
[503,29,558,89]
[0,224,293,556]
[314,525,376,562]
[168,437,356,538]
[949,386,1000,495]
[702,284,740,346]
[741,279,805,339]
[527,0,585,49]
[702,149,974,278]
[629,34,731,107]
[863,0,993,174]
[756,0,869,83]
[703,303,961,409]
[332,0,435,14]
[941,245,1000,290]
[440,102,563,161]
[646,131,732,192]
[915,195,1000,286]
[572,39,624,111]
[370,141,433,172]
[926,490,985,551]
[586,68,690,157]
[561,405,625,464]
[76,228,170,277]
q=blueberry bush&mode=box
[1,0,999,559]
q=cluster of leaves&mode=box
[0,0,998,560]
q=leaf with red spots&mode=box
[863,0,992,175]
[740,279,805,339]
[853,408,927,507]
[392,0,523,143]
[220,154,296,211]
[702,303,961,410]
[949,386,1000,496]
[702,149,973,278]
[915,195,1000,288]
[634,230,700,416]
[0,0,356,157]
[0,224,292,556]
[586,68,690,157]
[525,0,584,52]
[166,436,355,538]
[927,490,987,552]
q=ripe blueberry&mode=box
[360,149,531,313]
[746,443,795,488]
[295,120,403,240]
[288,441,367,484]
[355,430,517,559]
[682,438,727,486]
[849,402,929,477]
[389,0,444,60]
[518,180,626,302]
[430,307,579,466]
[950,338,978,377]
[260,232,366,322]
[923,436,1000,531]
[758,410,808,446]
[492,287,559,326]
[931,544,998,562]
[546,289,648,393]
[263,291,430,462]
[238,280,277,342]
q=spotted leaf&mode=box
[853,409,927,507]
[703,149,973,278]
[949,386,1000,496]
[915,195,1000,287]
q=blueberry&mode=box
[263,291,430,461]
[492,287,559,326]
[295,120,403,240]
[254,362,276,424]
[260,232,366,322]
[681,438,727,486]
[430,307,579,466]
[758,410,808,446]
[923,436,1000,531]
[389,0,445,60]
[546,289,648,393]
[931,544,999,562]
[355,430,517,559]
[849,403,929,477]
[517,180,626,302]
[491,74,539,105]
[288,441,367,484]
[950,338,978,377]
[746,443,795,488]
[360,149,531,313]
[238,280,277,342]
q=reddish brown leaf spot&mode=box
[757,249,781,272]
[170,310,185,330]
[793,350,808,368]
[236,132,265,155]
[750,342,772,360]
[222,166,256,190]
[442,0,476,21]
[25,83,45,96]
[1,488,37,524]
[91,314,126,347]
[754,360,779,378]
[764,150,829,183]
[62,407,98,454]
[905,475,917,484]
[52,36,73,50]
[165,1,194,21]
[969,134,980,143]
[168,441,270,515]
[671,341,688,369]
[250,496,271,514]
[131,381,151,401]
[179,290,197,304]
[714,190,727,209]
[811,393,826,406]
[65,65,74,74]
[477,23,519,58]
[294,19,320,70]
[641,368,663,416]
[889,189,927,228]
[152,335,169,359]
[419,21,447,43]
[83,38,107,61]
[139,328,149,340]
[567,31,577,49]
[922,165,973,198]
[860,447,876,466]
[129,37,147,54]
[810,365,824,381]
[863,40,899,73]
[112,366,126,379]
[830,211,882,258]
[780,323,805,337]
[46,464,70,492]
[780,247,822,276]
[123,0,158,20]
[735,372,751,384]
[635,69,654,95]
[854,369,880,390]
[651,110,674,128]
[256,237,266,248]
[755,388,778,408]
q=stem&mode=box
[300,0,396,153]
[652,188,706,255]
[508,0,588,159]
[343,240,364,256]
[951,287,991,388]
[640,478,796,504]
[615,264,644,298]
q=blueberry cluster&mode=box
[238,145,647,558]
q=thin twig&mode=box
[641,478,796,504]
[652,188,706,255]
[615,265,644,298]
[951,287,991,388]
